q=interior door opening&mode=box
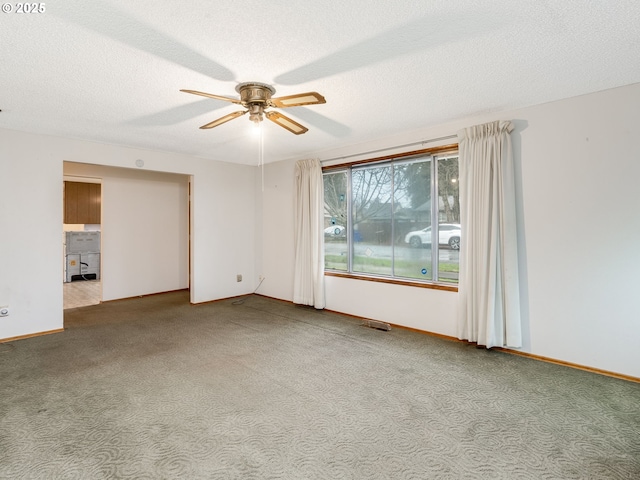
[62,162,191,312]
[63,177,102,309]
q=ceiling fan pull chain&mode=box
[259,123,265,192]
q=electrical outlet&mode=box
[236,274,242,282]
[0,306,9,317]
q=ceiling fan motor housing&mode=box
[235,82,276,123]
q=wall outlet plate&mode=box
[236,274,242,282]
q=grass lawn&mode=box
[325,254,459,283]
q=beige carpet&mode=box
[1,291,638,479]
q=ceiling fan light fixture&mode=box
[248,104,264,123]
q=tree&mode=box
[323,156,459,231]
[324,167,400,226]
[438,157,460,223]
[323,171,347,226]
[398,160,431,210]
[352,166,393,223]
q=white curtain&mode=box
[457,120,521,348]
[293,158,326,309]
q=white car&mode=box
[404,223,461,250]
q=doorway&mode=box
[63,176,102,309]
[62,162,190,311]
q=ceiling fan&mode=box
[180,82,326,135]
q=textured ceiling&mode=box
[1,1,639,165]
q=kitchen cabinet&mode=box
[64,181,101,224]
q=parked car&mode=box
[324,225,346,238]
[404,223,461,249]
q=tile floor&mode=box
[63,280,101,309]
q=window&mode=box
[323,148,459,285]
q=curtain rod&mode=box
[319,134,458,164]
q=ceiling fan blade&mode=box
[200,110,247,129]
[181,89,242,104]
[265,111,308,135]
[270,92,326,108]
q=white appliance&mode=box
[64,231,100,282]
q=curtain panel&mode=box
[457,121,522,348]
[293,158,326,309]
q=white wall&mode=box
[256,159,297,300]
[64,163,189,300]
[259,82,640,378]
[0,135,64,339]
[0,129,256,340]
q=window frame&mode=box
[322,144,459,292]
